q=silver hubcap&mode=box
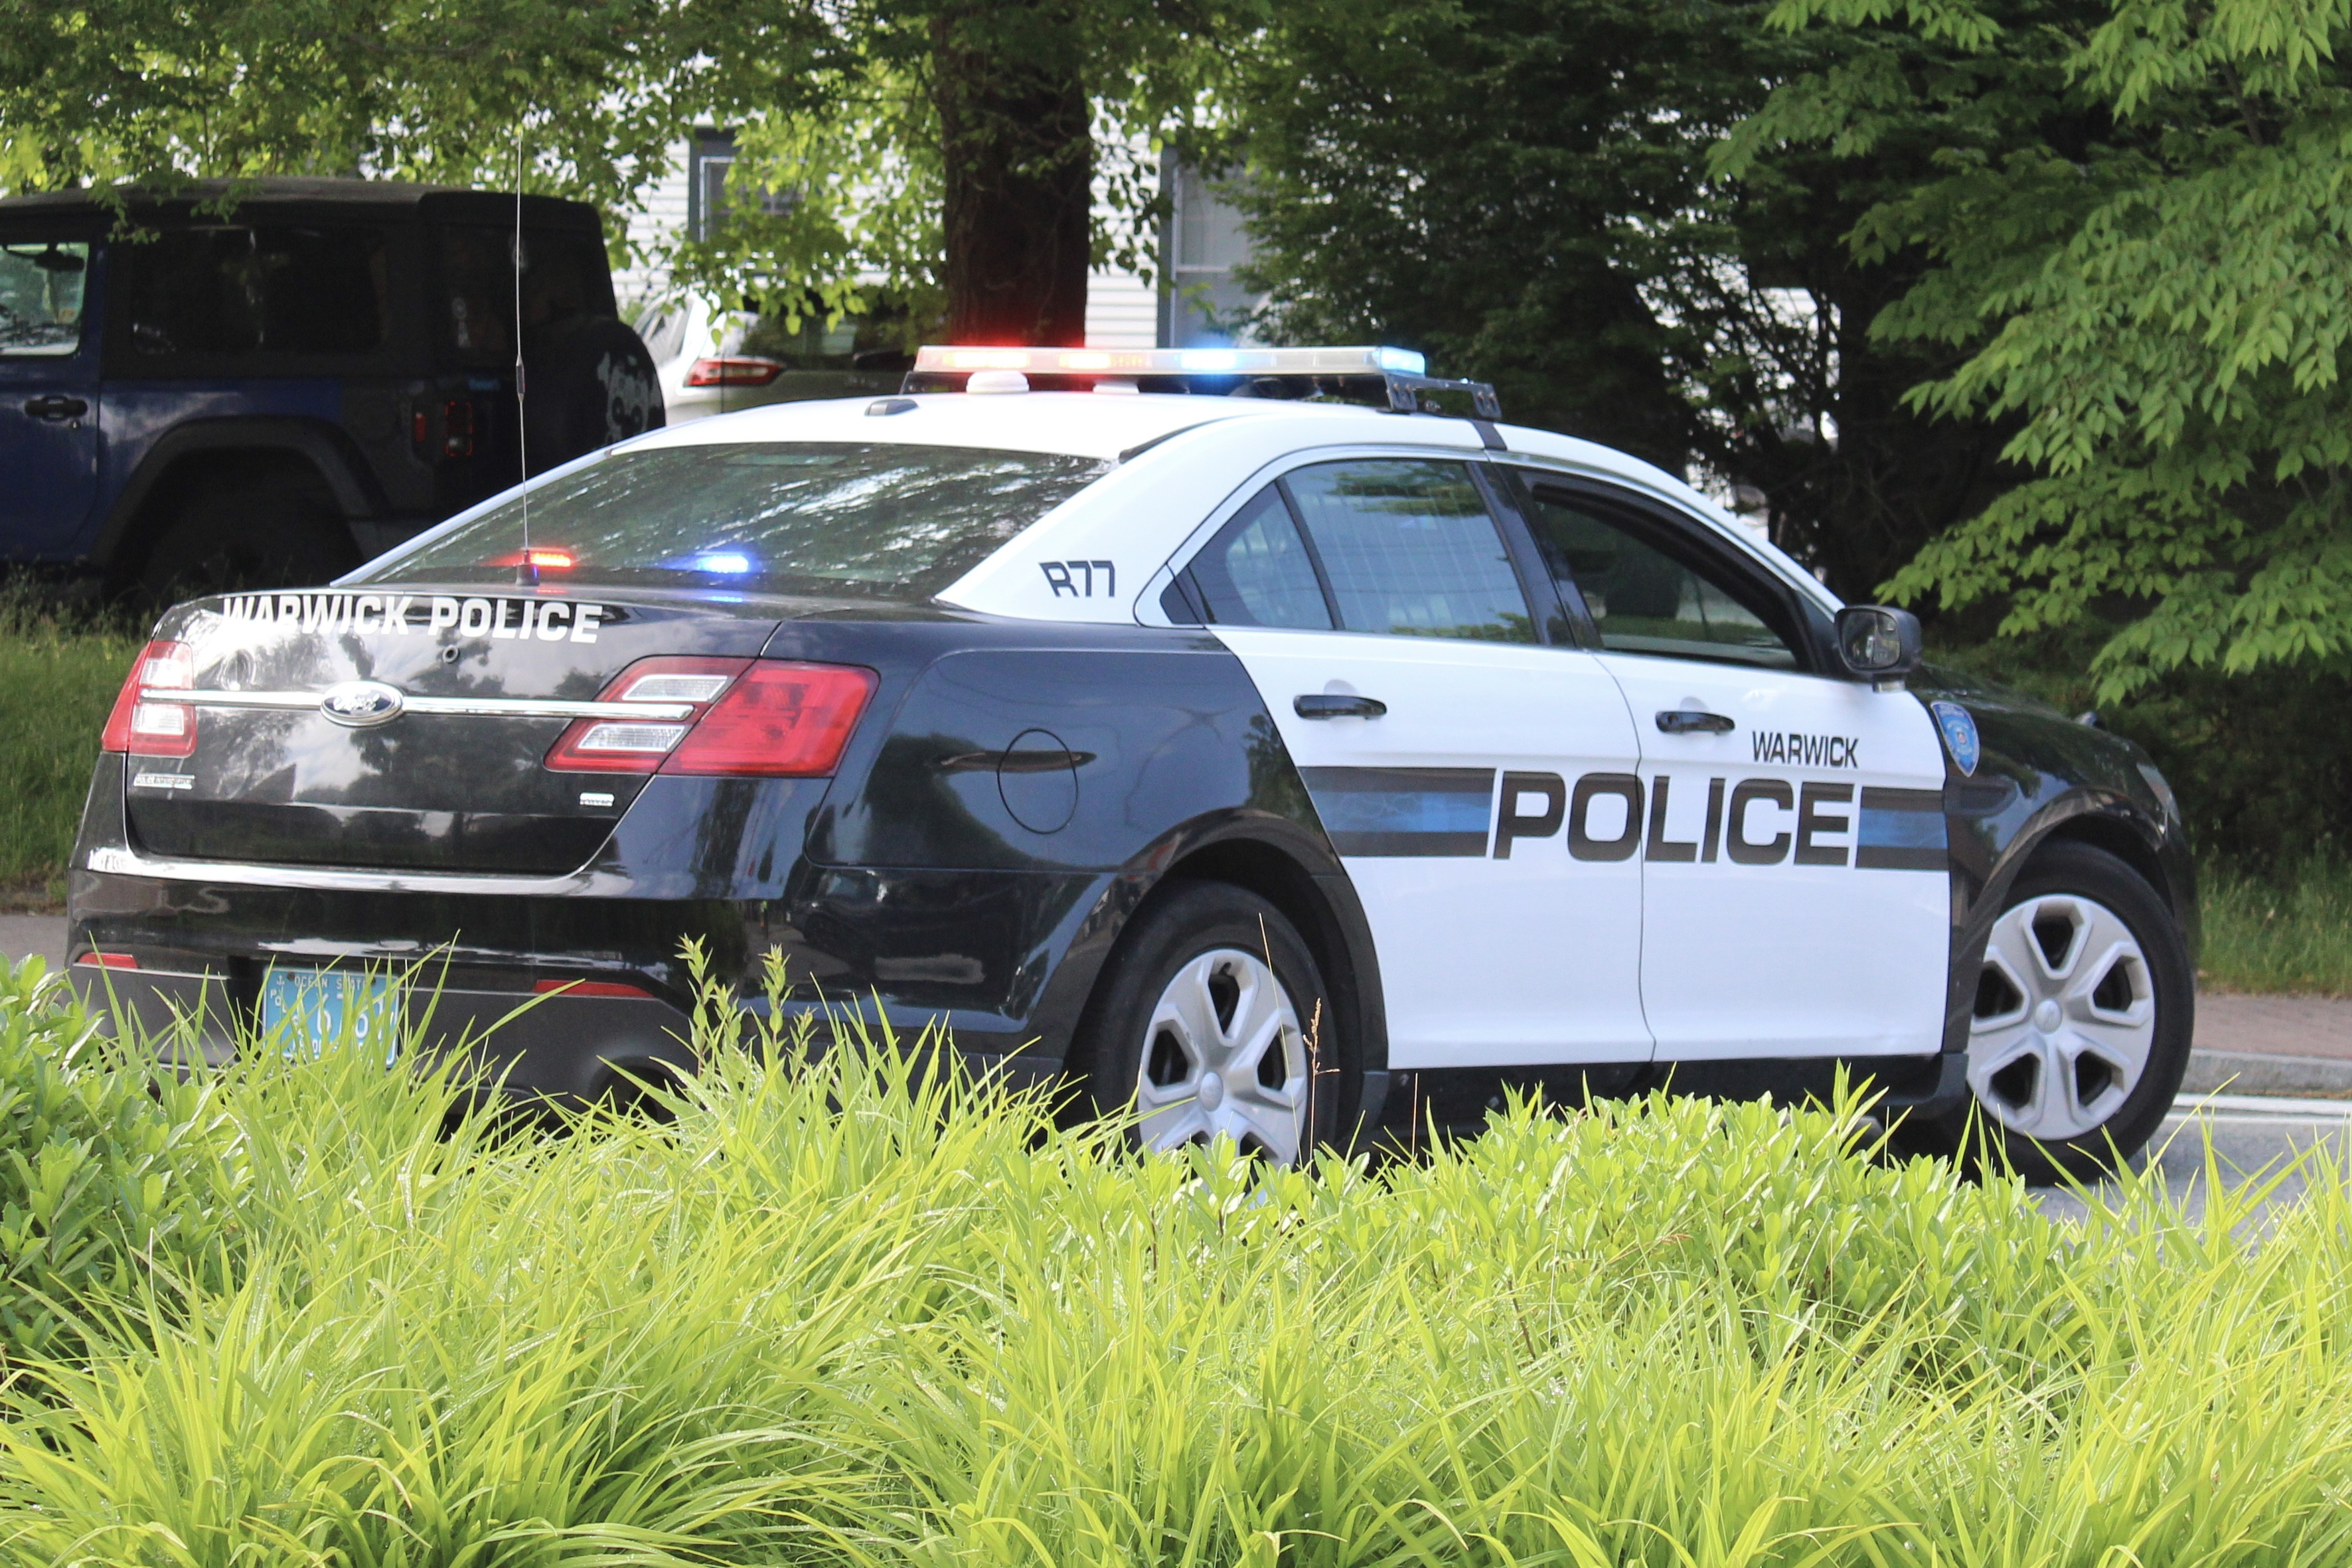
[1969,892,2157,1141]
[1135,948,1308,1162]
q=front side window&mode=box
[362,441,1112,601]
[1517,479,1800,668]
[121,226,388,359]
[0,240,90,356]
[1285,459,1533,642]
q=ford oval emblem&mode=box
[319,680,406,728]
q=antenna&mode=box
[514,123,532,586]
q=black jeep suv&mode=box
[0,178,663,599]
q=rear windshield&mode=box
[364,441,1112,599]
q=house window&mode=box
[1158,159,1262,348]
[688,130,796,242]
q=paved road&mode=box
[2037,1091,2351,1223]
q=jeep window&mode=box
[362,441,1112,600]
[121,226,388,359]
[439,226,615,364]
[0,242,89,356]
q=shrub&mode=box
[0,962,242,1362]
[1,963,2349,1565]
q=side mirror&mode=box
[1836,605,1922,687]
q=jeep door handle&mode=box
[1656,708,1735,734]
[1295,694,1387,720]
[23,394,87,422]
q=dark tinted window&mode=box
[439,225,614,362]
[0,240,88,355]
[365,441,1111,600]
[122,226,388,358]
[1285,459,1533,642]
[1518,481,1800,668]
[1188,484,1332,629]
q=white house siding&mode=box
[609,135,1167,349]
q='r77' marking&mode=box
[1042,560,1117,597]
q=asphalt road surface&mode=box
[2036,1091,2351,1224]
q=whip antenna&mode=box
[514,124,531,583]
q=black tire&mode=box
[136,477,360,604]
[1953,840,2195,1184]
[1069,880,1354,1163]
[522,315,665,475]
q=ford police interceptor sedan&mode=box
[67,346,2196,1180]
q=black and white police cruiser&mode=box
[70,345,2196,1179]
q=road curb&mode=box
[2182,1048,2352,1099]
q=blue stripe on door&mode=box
[1298,767,1495,857]
[1856,787,1947,871]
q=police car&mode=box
[67,345,2196,1179]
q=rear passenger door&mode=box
[1166,455,1652,1069]
[1508,473,1949,1062]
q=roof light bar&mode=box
[902,344,1500,420]
[912,345,1427,378]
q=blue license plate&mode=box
[260,969,402,1066]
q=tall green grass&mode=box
[4,954,2352,1565]
[0,589,143,905]
[2201,856,2352,995]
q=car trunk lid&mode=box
[123,586,788,874]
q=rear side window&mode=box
[364,441,1112,601]
[1287,459,1534,642]
[1186,485,1332,629]
[120,226,388,359]
[439,225,615,363]
[0,240,89,355]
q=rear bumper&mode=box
[68,962,698,1101]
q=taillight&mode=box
[74,952,138,969]
[544,657,874,777]
[684,356,785,388]
[665,663,877,777]
[443,398,476,457]
[99,640,196,757]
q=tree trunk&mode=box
[929,4,1092,347]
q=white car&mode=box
[631,295,903,424]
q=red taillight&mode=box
[74,952,138,970]
[664,663,876,777]
[533,979,654,998]
[443,398,476,458]
[100,640,196,757]
[543,657,874,778]
[684,356,785,388]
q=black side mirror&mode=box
[1836,605,1923,686]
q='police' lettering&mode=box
[1493,771,1566,858]
[1569,773,1644,862]
[1727,778,1793,865]
[1794,781,1854,866]
[1644,775,1699,862]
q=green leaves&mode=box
[1746,0,2352,697]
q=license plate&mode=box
[260,969,402,1066]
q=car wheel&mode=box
[137,478,360,603]
[1072,881,1342,1165]
[1963,840,2193,1182]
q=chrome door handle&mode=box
[1295,694,1387,720]
[1656,709,1735,734]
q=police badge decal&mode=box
[1929,700,1980,777]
